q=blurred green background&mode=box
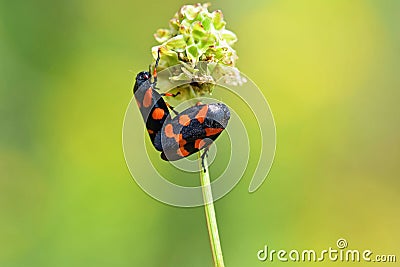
[1,0,399,266]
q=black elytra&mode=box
[133,49,230,170]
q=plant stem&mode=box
[199,154,225,267]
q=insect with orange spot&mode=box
[133,50,230,170]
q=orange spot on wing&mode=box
[195,105,208,124]
[205,128,223,136]
[179,115,191,126]
[177,147,190,157]
[147,129,154,134]
[152,108,165,120]
[176,134,186,146]
[143,88,153,108]
[195,139,206,149]
[164,124,175,138]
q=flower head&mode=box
[152,3,245,98]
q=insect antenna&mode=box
[152,48,161,87]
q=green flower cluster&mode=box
[153,3,238,68]
[152,3,245,98]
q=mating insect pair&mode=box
[133,50,230,170]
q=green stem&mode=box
[199,154,225,267]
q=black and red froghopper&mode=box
[133,50,230,169]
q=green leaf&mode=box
[169,17,180,33]
[221,29,237,45]
[212,10,226,30]
[201,16,212,31]
[154,29,171,43]
[180,4,201,21]
[192,21,206,40]
[165,35,187,52]
[179,19,192,35]
[186,36,195,46]
[199,34,217,52]
[186,45,199,63]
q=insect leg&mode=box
[165,102,179,116]
[200,145,211,172]
[161,92,181,115]
[161,92,180,97]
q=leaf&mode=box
[154,29,171,43]
[186,45,199,63]
[169,17,180,33]
[199,33,217,52]
[165,35,187,52]
[180,4,201,21]
[192,21,206,40]
[221,29,237,45]
[201,16,212,31]
[212,10,226,30]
